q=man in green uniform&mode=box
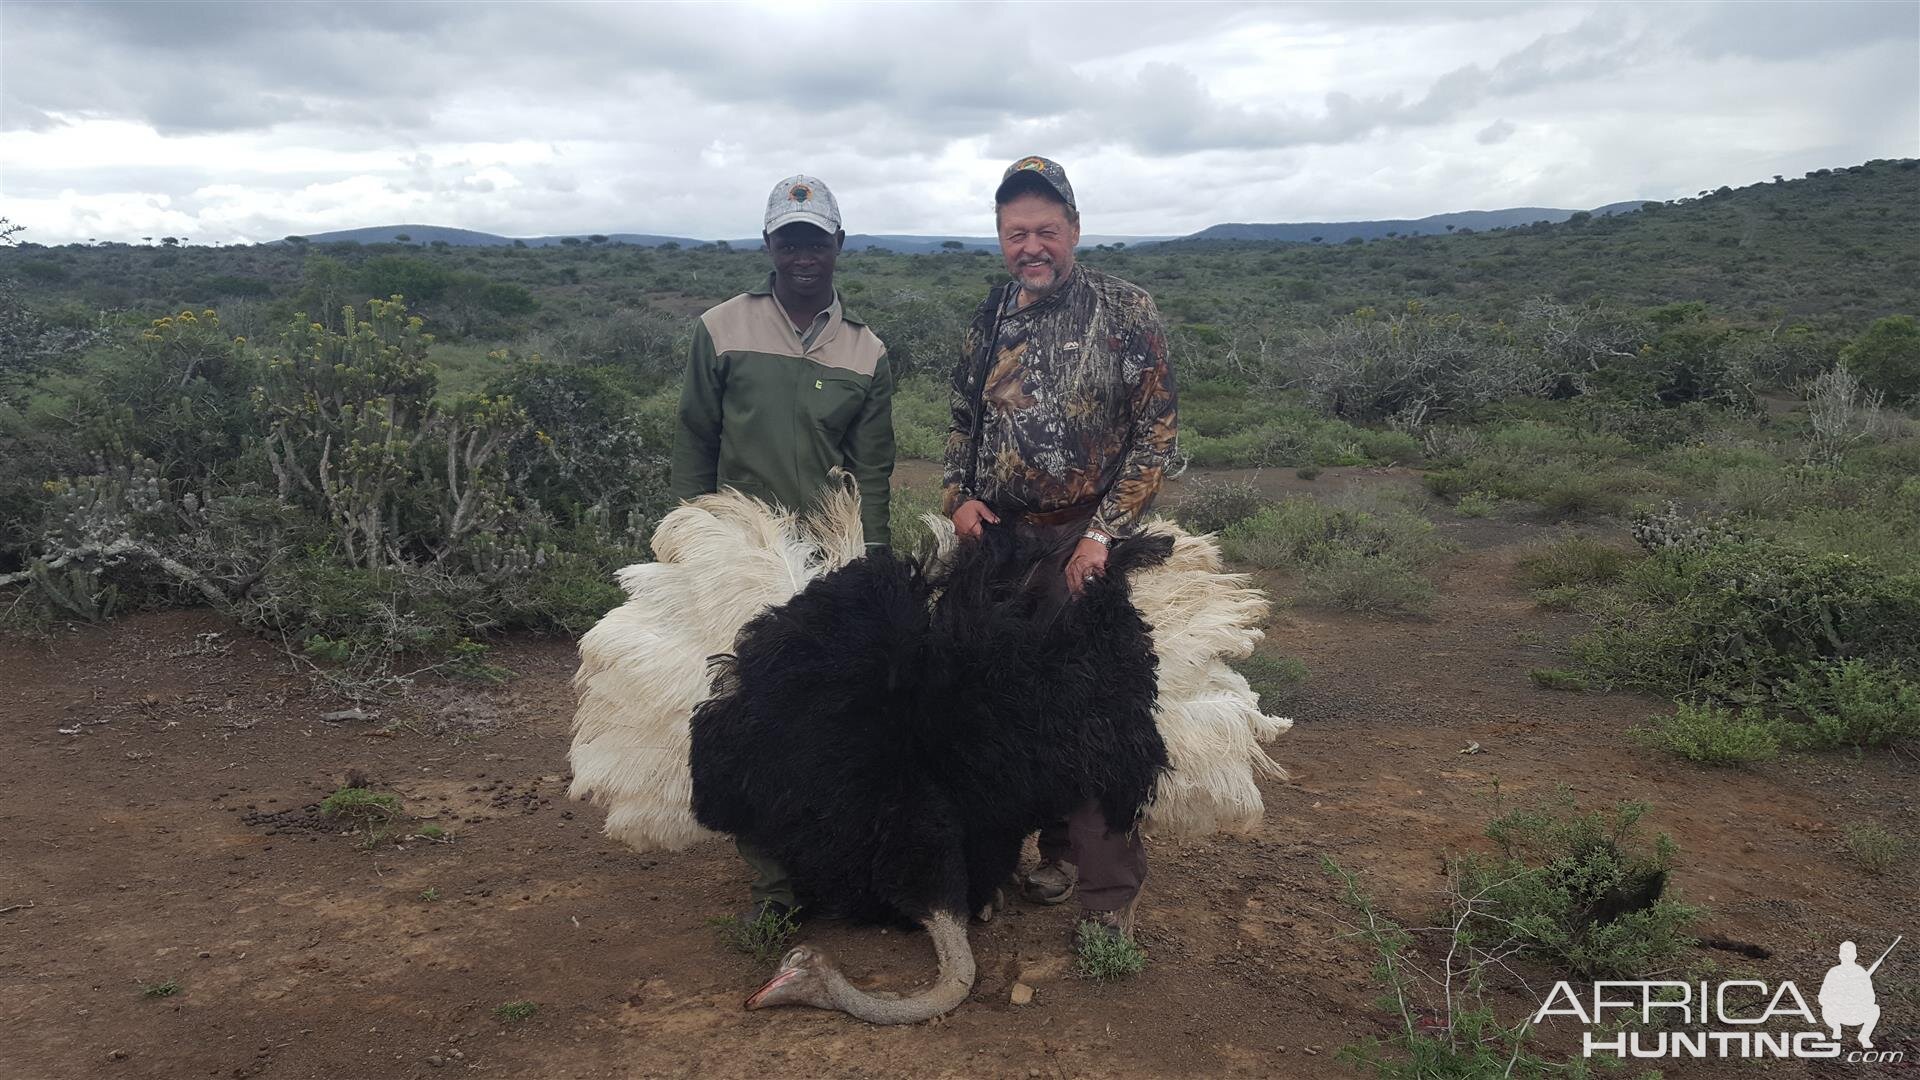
[671,174,895,921]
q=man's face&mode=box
[997,192,1079,299]
[764,223,844,300]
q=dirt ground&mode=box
[2,469,1915,1080]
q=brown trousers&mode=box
[1007,504,1149,916]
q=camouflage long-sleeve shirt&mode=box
[940,264,1177,538]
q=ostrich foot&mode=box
[975,884,1011,923]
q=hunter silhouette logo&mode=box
[1533,935,1904,1064]
[1820,938,1897,1049]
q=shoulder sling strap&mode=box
[962,283,1013,500]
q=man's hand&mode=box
[1065,536,1109,597]
[952,499,1001,541]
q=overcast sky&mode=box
[1,0,1914,245]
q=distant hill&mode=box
[1184,202,1648,244]
[295,205,1665,253]
[297,225,704,248]
[1116,160,1919,328]
[299,226,1170,254]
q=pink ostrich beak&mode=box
[745,966,804,1010]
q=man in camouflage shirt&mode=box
[941,156,1177,942]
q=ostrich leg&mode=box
[744,910,976,1024]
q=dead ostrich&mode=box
[689,526,1173,1023]
[568,481,1291,1020]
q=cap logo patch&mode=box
[788,183,812,202]
[1015,157,1049,172]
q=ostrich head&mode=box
[745,945,836,1010]
[741,913,978,1024]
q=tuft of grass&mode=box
[1515,535,1635,590]
[1531,584,1585,611]
[1842,824,1909,876]
[321,786,401,822]
[1073,921,1147,980]
[413,823,447,842]
[1529,668,1591,692]
[494,1000,538,1022]
[1453,490,1497,518]
[320,785,403,847]
[1632,703,1783,765]
[1233,653,1308,707]
[140,979,180,999]
[447,637,515,683]
[419,886,441,902]
[709,906,801,964]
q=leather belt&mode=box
[1012,501,1100,527]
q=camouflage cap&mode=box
[764,174,842,235]
[995,155,1076,210]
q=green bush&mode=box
[357,255,452,304]
[1300,548,1438,614]
[505,550,625,636]
[1515,535,1635,589]
[1453,491,1497,517]
[1842,823,1908,876]
[1839,314,1920,401]
[1325,858,1570,1080]
[1781,660,1920,750]
[1171,478,1269,534]
[1587,302,1752,408]
[484,356,660,520]
[1219,490,1453,614]
[1455,792,1701,979]
[1571,537,1920,701]
[889,376,948,461]
[1220,490,1450,569]
[1632,703,1784,764]
[262,549,473,667]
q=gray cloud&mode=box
[1679,0,1919,60]
[1477,119,1518,145]
[0,1,1912,243]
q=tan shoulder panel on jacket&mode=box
[702,293,885,377]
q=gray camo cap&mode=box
[764,174,842,234]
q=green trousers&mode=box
[737,838,796,908]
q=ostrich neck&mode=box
[825,911,977,1025]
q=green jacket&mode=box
[670,277,894,547]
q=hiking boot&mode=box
[1022,859,1077,905]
